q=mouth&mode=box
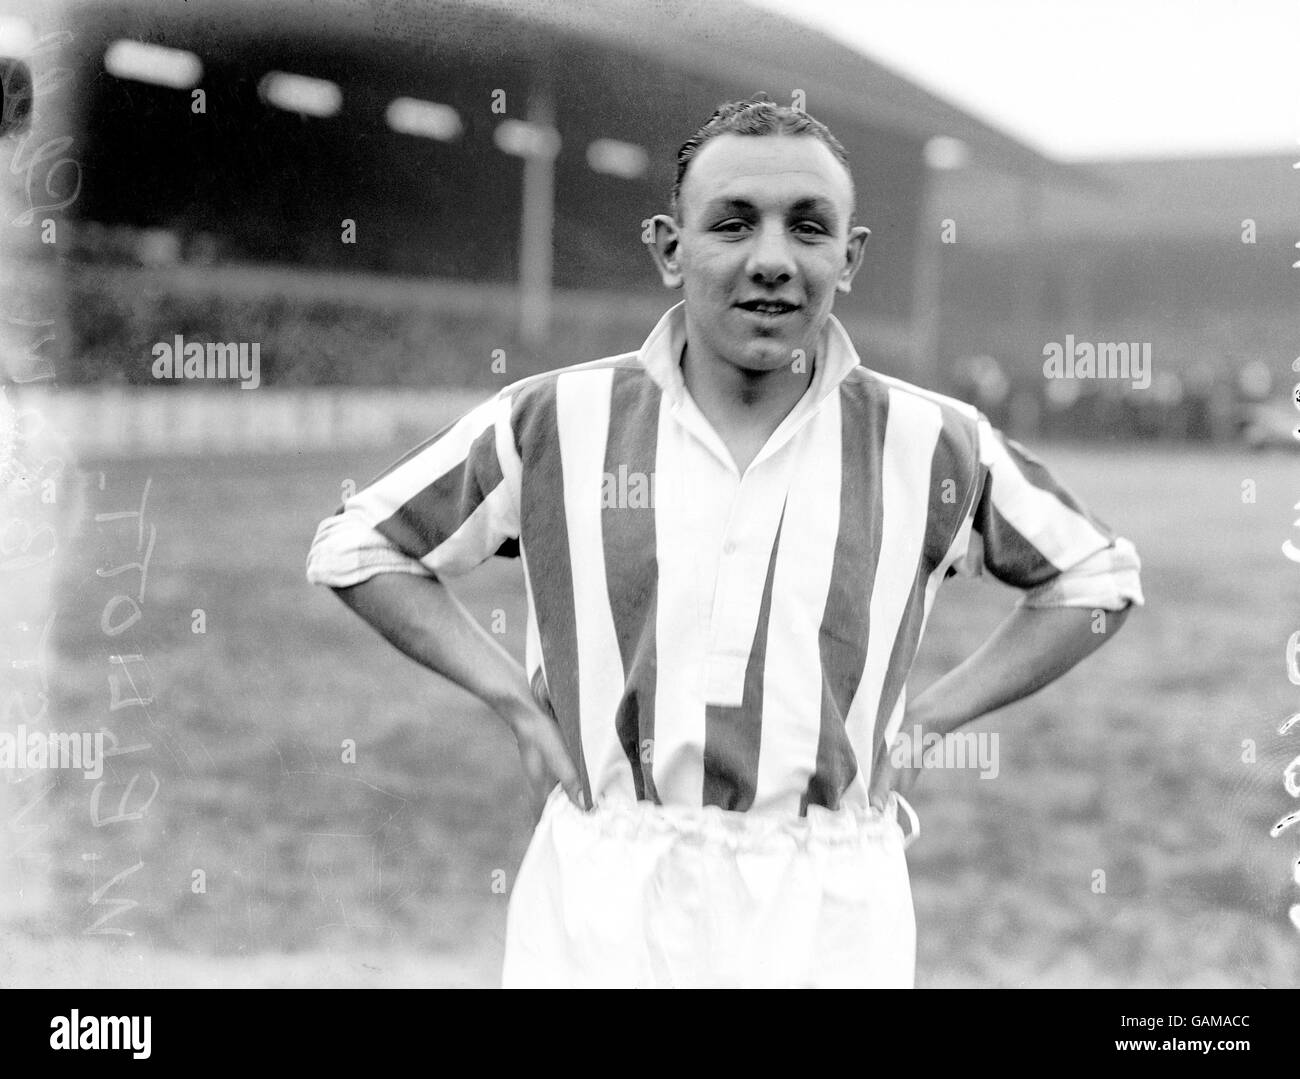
[734,299,800,318]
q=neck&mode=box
[679,342,816,434]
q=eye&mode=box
[793,221,829,236]
[711,219,751,233]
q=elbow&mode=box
[1096,599,1134,639]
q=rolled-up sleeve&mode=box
[306,390,521,588]
[953,414,1144,611]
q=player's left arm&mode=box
[869,417,1143,808]
[869,605,1131,808]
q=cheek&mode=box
[682,243,742,281]
[801,250,846,288]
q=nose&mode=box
[745,219,796,286]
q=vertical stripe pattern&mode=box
[802,373,889,812]
[558,368,635,803]
[842,388,944,785]
[307,305,1144,816]
[513,377,590,805]
[702,509,785,811]
[601,367,663,802]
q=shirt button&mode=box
[722,541,737,556]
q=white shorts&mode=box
[502,786,919,988]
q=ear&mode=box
[646,214,684,290]
[836,225,871,295]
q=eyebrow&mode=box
[700,196,841,222]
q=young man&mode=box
[306,98,1143,988]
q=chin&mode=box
[735,343,798,373]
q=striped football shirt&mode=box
[307,301,1144,817]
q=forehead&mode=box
[680,133,854,218]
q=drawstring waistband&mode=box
[549,785,922,854]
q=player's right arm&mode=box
[305,391,583,819]
[331,573,583,819]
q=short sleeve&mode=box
[952,414,1144,611]
[306,390,521,588]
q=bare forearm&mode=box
[330,572,585,814]
[909,603,1131,735]
[331,573,535,723]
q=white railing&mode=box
[11,386,491,458]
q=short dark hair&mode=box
[672,94,854,219]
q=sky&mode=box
[748,0,1299,161]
